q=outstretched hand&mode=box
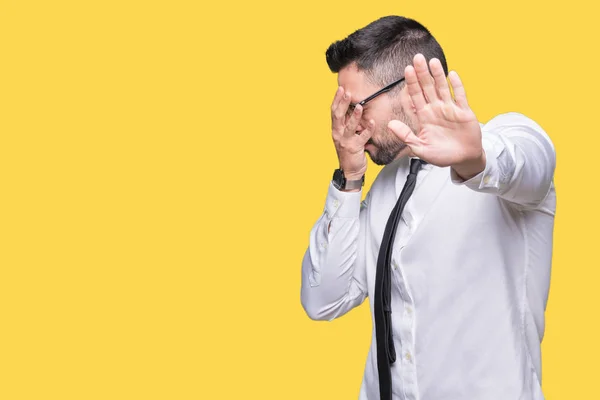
[387,54,486,180]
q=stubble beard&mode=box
[365,107,413,166]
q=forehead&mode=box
[337,63,378,100]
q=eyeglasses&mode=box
[346,76,406,117]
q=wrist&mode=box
[332,168,365,191]
[344,172,364,181]
[338,164,365,181]
[452,150,486,181]
[342,173,363,192]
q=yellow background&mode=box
[1,0,597,399]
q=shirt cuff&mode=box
[450,135,504,191]
[324,181,362,219]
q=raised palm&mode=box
[388,54,484,174]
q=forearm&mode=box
[300,183,367,321]
[451,113,556,209]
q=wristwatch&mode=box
[332,168,364,190]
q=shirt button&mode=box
[405,352,412,362]
[333,199,339,208]
[406,306,412,315]
[483,175,491,184]
[392,261,398,270]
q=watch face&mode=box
[332,169,345,189]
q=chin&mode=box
[367,152,390,166]
[367,146,404,166]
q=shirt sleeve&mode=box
[450,112,556,210]
[300,181,369,321]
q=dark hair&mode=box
[325,16,448,90]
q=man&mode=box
[300,16,556,400]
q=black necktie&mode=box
[374,158,426,400]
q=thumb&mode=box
[388,120,423,150]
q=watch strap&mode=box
[333,168,364,190]
[343,177,364,190]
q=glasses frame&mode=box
[347,76,406,115]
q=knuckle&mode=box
[338,141,356,153]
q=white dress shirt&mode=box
[301,112,556,400]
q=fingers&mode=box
[405,65,427,111]
[430,58,452,102]
[331,86,344,113]
[448,71,469,109]
[332,87,353,131]
[356,119,375,145]
[344,104,363,137]
[413,54,438,104]
[387,120,424,153]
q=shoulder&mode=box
[481,112,547,134]
[480,112,555,150]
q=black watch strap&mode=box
[332,168,364,190]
